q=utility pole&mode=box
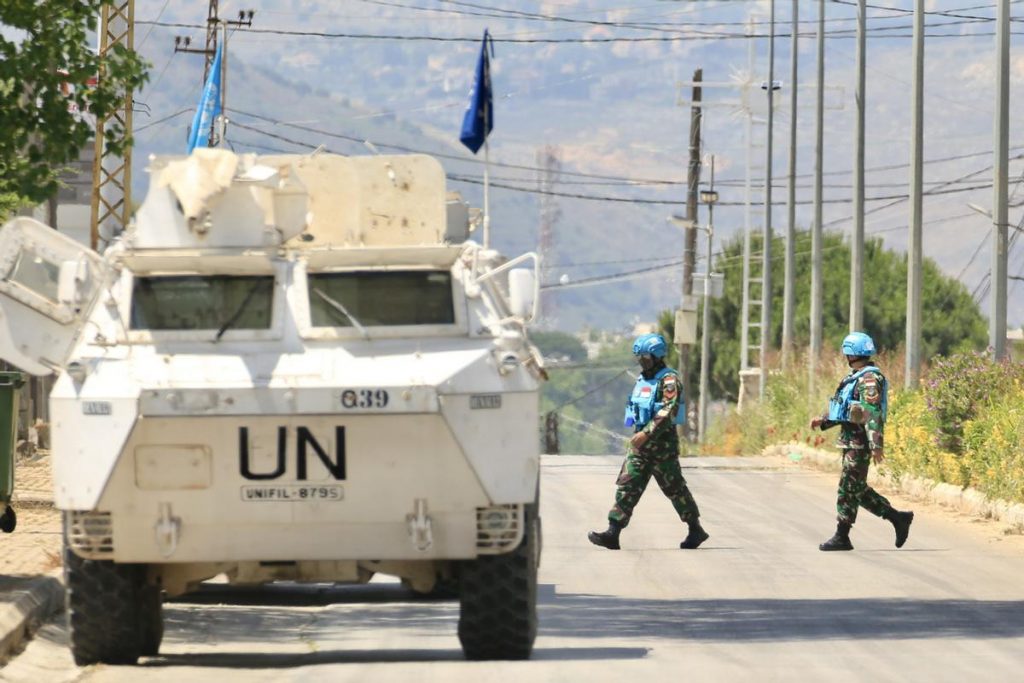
[906,0,924,387]
[537,145,562,323]
[992,0,1010,359]
[782,0,798,369]
[89,0,135,250]
[174,5,255,146]
[678,68,703,440]
[698,156,718,444]
[851,0,866,331]
[810,0,826,388]
[759,1,776,399]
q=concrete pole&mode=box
[759,0,776,399]
[810,0,825,388]
[740,24,756,372]
[850,0,866,332]
[992,0,1009,359]
[782,0,798,369]
[679,69,703,440]
[906,0,924,388]
[699,157,716,444]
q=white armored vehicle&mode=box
[0,149,544,663]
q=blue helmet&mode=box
[633,333,668,359]
[842,331,876,357]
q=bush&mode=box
[924,352,1024,454]
[961,394,1024,502]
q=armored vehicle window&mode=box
[130,275,274,331]
[309,271,455,327]
[7,247,60,302]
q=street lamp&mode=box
[698,157,718,445]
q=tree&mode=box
[531,330,587,363]
[660,231,988,401]
[0,1,148,210]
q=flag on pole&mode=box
[186,42,224,153]
[459,30,494,154]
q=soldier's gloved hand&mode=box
[630,431,649,450]
[810,416,825,430]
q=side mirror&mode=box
[508,268,536,320]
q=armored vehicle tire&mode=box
[139,585,165,656]
[457,509,539,660]
[64,544,151,665]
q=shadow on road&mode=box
[142,647,647,668]
[543,592,1024,641]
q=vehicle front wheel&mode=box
[64,543,154,665]
[457,510,539,660]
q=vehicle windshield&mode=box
[6,247,60,302]
[308,270,454,327]
[130,275,274,331]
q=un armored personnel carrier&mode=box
[0,149,544,663]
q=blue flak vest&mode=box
[827,365,888,423]
[624,367,686,430]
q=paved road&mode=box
[5,455,1024,682]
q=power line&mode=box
[136,20,1024,43]
[225,107,1024,190]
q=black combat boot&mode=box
[819,521,854,551]
[679,518,710,550]
[588,520,623,550]
[886,510,914,548]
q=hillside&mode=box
[129,0,1024,332]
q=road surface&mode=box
[5,455,1024,682]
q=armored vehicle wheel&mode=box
[139,585,164,656]
[457,509,539,660]
[0,505,15,533]
[64,544,152,665]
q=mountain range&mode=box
[127,0,1024,334]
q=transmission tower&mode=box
[536,146,562,325]
[89,1,135,250]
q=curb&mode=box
[0,570,64,663]
[765,442,1024,528]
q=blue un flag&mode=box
[187,42,224,153]
[459,30,494,154]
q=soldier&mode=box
[811,332,914,551]
[588,333,709,551]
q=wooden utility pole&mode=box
[678,68,703,441]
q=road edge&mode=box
[765,442,1024,529]
[0,569,64,663]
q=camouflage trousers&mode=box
[608,448,700,527]
[836,448,893,525]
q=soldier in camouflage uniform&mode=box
[588,333,709,551]
[811,332,914,551]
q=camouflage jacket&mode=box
[630,366,681,458]
[820,367,885,451]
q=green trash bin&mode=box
[0,371,25,533]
